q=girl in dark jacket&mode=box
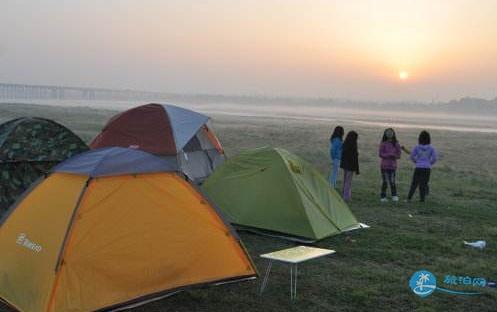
[340,131,359,201]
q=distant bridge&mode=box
[0,83,168,101]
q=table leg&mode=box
[259,259,273,295]
[294,264,298,300]
[290,265,293,300]
[290,264,298,300]
[260,260,300,300]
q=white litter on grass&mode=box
[359,223,370,229]
[463,240,486,250]
[341,223,370,232]
[408,214,413,218]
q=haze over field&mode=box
[4,94,497,134]
[2,1,497,102]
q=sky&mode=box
[1,0,497,102]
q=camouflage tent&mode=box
[0,117,88,215]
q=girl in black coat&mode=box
[340,131,359,201]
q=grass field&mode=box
[1,103,496,312]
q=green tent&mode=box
[203,147,364,242]
[0,117,88,215]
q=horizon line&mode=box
[0,81,496,105]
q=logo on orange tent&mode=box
[16,233,43,253]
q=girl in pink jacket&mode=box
[379,128,402,202]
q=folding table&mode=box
[259,246,336,300]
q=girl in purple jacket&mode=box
[405,130,437,202]
[379,128,401,202]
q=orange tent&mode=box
[0,147,256,312]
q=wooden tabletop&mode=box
[260,246,336,264]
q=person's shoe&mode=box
[380,197,388,202]
[392,196,399,202]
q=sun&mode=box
[399,70,409,81]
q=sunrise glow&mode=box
[2,1,497,101]
[399,71,409,81]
